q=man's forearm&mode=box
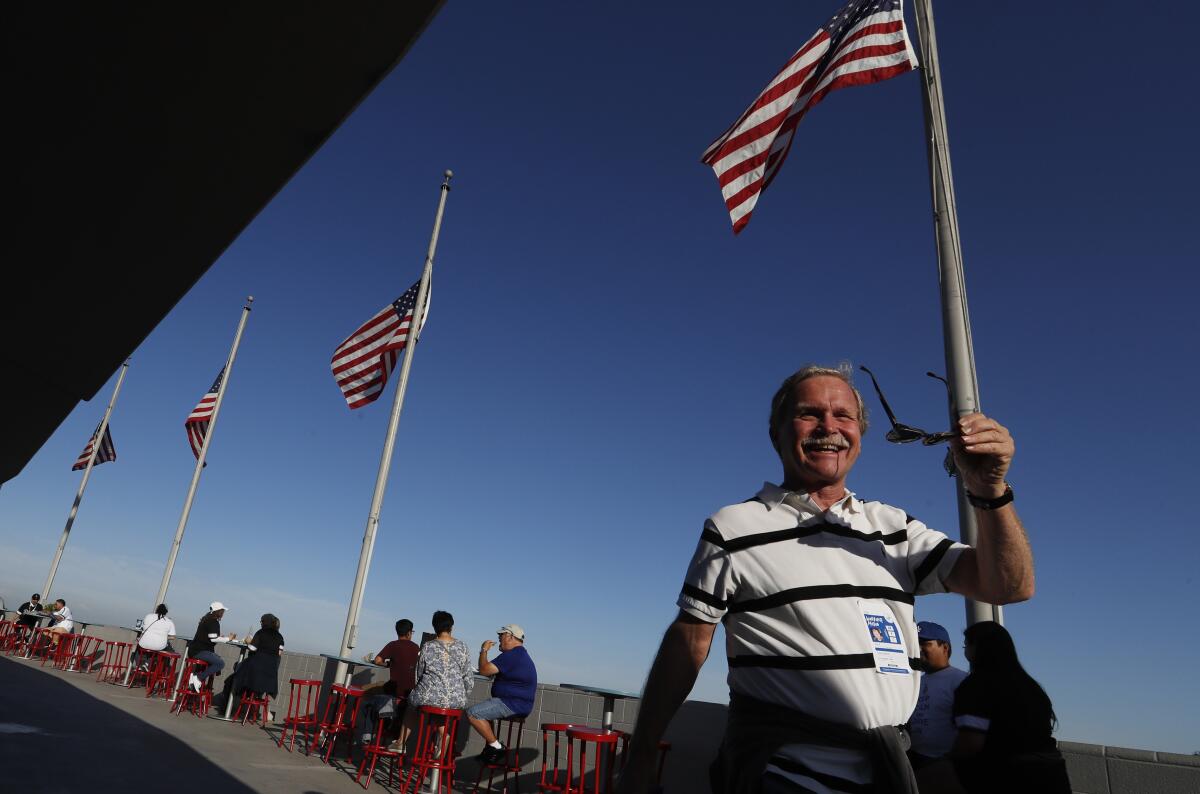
[626,616,715,757]
[973,503,1035,603]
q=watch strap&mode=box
[966,484,1014,510]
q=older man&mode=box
[908,621,968,768]
[469,624,537,763]
[615,365,1034,794]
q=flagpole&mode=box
[334,170,452,685]
[41,360,130,598]
[153,296,253,608]
[912,0,1001,627]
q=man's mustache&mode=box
[801,434,850,452]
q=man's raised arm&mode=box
[944,412,1035,604]
[615,612,716,794]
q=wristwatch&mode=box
[966,483,1014,510]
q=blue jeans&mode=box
[467,697,516,721]
[193,650,225,682]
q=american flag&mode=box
[72,422,116,471]
[331,279,430,410]
[701,0,918,233]
[185,368,225,459]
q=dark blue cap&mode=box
[917,621,950,643]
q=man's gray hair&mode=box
[768,362,869,450]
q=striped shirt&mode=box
[678,483,967,792]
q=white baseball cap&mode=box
[209,601,227,612]
[497,624,525,641]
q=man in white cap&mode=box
[187,601,237,692]
[468,623,537,763]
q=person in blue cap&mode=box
[908,621,968,768]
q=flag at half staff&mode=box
[701,0,918,233]
[72,422,116,470]
[331,279,431,410]
[185,368,225,458]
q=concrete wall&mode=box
[6,615,1197,792]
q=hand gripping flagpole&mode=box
[912,0,1001,627]
[153,297,253,608]
[334,171,452,687]
[41,360,130,598]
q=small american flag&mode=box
[72,422,116,471]
[185,368,225,459]
[331,279,431,410]
[701,0,918,233]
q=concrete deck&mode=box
[0,654,468,793]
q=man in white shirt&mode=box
[616,364,1035,794]
[907,621,968,768]
[47,598,73,649]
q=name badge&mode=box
[858,599,910,675]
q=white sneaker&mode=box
[188,673,201,692]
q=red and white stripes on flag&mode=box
[72,423,116,470]
[700,0,918,233]
[184,368,225,459]
[331,279,430,410]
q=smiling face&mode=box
[775,376,863,496]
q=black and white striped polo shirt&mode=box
[678,483,967,791]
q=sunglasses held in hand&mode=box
[858,365,955,446]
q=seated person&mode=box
[469,624,537,763]
[134,603,177,669]
[46,598,73,649]
[216,614,284,711]
[356,618,420,746]
[392,610,471,751]
[917,622,1071,794]
[17,594,44,631]
[187,601,237,692]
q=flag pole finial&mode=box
[245,295,255,308]
[442,169,453,186]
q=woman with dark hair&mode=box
[393,610,472,750]
[216,613,285,712]
[918,621,1071,793]
[135,603,177,669]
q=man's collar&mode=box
[756,482,862,515]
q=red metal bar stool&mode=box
[0,621,16,653]
[8,624,33,656]
[97,640,132,683]
[473,715,526,793]
[402,705,463,794]
[145,650,181,699]
[278,678,322,752]
[610,731,671,786]
[68,634,103,673]
[537,723,582,793]
[49,632,82,669]
[234,690,271,726]
[355,714,405,790]
[312,684,364,764]
[566,727,619,794]
[127,648,159,689]
[170,658,213,717]
[29,628,56,662]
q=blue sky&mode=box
[2,2,1198,754]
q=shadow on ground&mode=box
[0,656,257,793]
